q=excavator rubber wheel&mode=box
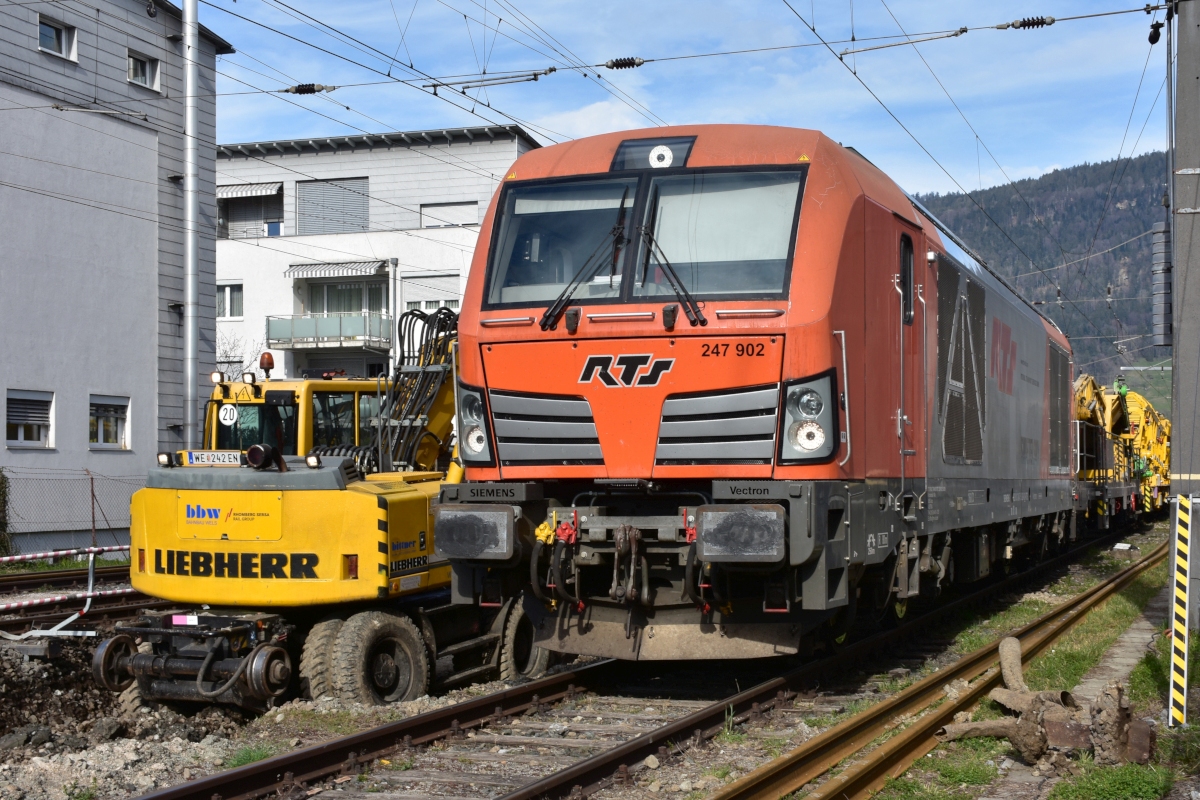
[118,683,158,716]
[332,611,429,705]
[500,597,551,681]
[299,616,344,700]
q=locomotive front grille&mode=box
[489,390,603,466]
[655,384,779,465]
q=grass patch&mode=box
[63,780,98,800]
[1046,763,1173,800]
[715,708,747,745]
[926,737,1003,785]
[0,556,131,575]
[952,598,1054,655]
[273,708,361,737]
[872,776,960,800]
[1129,627,1200,711]
[1024,561,1169,692]
[227,744,277,768]
[762,736,790,759]
[703,765,733,781]
[382,757,414,771]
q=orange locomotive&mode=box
[434,125,1076,660]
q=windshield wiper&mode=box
[539,188,630,331]
[638,225,707,327]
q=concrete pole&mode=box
[182,0,200,448]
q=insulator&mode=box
[1011,16,1054,29]
[605,57,644,70]
[1150,21,1163,45]
[292,83,317,94]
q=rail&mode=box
[0,546,134,640]
[711,540,1167,800]
[139,529,1130,800]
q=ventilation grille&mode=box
[489,391,603,466]
[655,385,779,465]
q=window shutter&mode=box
[7,399,51,425]
[297,178,369,235]
[227,197,265,239]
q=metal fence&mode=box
[0,467,144,550]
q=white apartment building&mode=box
[214,126,538,378]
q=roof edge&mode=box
[152,0,235,55]
[217,124,539,158]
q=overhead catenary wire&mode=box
[875,0,1142,363]
[776,0,1112,346]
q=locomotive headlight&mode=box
[787,389,823,418]
[789,421,826,451]
[456,383,493,465]
[779,373,838,463]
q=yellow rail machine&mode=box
[92,310,549,712]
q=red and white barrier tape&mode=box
[0,587,136,613]
[0,545,130,565]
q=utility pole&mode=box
[1172,0,1200,627]
[182,0,200,448]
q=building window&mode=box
[219,193,283,239]
[296,178,369,235]
[217,284,243,319]
[6,390,52,448]
[38,17,74,59]
[406,301,421,311]
[444,299,460,309]
[89,396,129,450]
[128,51,159,90]
[420,202,478,228]
[309,282,386,314]
[424,300,440,310]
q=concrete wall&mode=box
[0,0,226,532]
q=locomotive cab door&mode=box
[863,204,927,508]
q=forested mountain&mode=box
[915,151,1170,390]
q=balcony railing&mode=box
[266,312,392,351]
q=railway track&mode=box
[0,562,169,635]
[712,539,1167,800]
[136,527,1147,800]
[0,564,130,594]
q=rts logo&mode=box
[579,355,674,387]
[991,318,1017,395]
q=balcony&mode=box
[266,312,392,352]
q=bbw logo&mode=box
[991,318,1017,395]
[185,504,220,519]
[579,355,674,387]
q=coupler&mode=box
[92,610,295,711]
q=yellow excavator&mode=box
[92,310,549,712]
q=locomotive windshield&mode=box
[634,171,801,299]
[483,168,804,308]
[485,178,637,306]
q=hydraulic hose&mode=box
[683,543,704,606]
[195,642,267,699]
[550,540,576,605]
[529,539,551,603]
[638,554,651,608]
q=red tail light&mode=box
[345,554,358,580]
[138,549,145,573]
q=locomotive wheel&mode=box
[332,611,429,705]
[500,598,551,681]
[299,616,344,700]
